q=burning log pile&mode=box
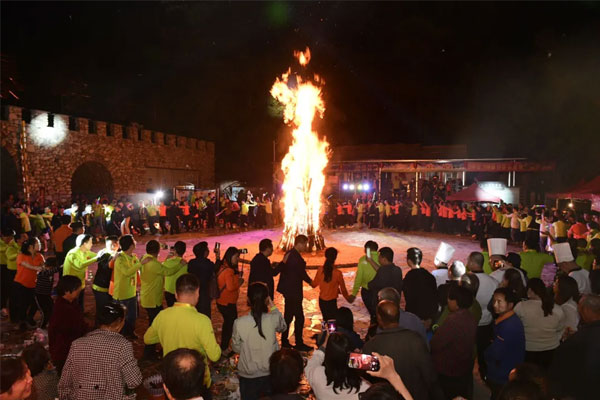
[271,47,329,252]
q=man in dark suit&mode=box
[363,300,444,400]
[249,238,282,299]
[276,235,313,351]
[367,247,403,311]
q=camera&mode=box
[240,248,248,254]
[348,352,380,371]
[160,243,169,250]
[214,242,221,251]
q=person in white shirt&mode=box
[489,253,526,287]
[514,278,565,369]
[559,261,591,295]
[553,275,580,334]
[305,331,370,400]
[466,251,499,381]
[232,282,286,400]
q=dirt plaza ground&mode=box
[2,226,514,398]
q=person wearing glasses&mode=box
[59,303,142,399]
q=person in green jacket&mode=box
[140,239,187,359]
[163,241,188,307]
[63,234,100,311]
[3,230,27,321]
[348,241,379,314]
[144,273,221,390]
[113,235,142,338]
[519,238,554,279]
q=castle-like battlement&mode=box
[1,105,215,201]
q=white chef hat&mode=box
[434,242,455,266]
[554,242,574,263]
[487,238,507,256]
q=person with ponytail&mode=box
[514,278,565,369]
[312,247,351,321]
[232,282,286,400]
[216,246,244,355]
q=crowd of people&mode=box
[327,193,600,247]
[1,190,600,400]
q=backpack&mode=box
[208,267,225,299]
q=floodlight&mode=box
[363,183,370,191]
[349,184,355,190]
[342,183,349,191]
[29,112,67,147]
[357,184,363,190]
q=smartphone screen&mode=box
[321,320,336,333]
[348,352,380,371]
[366,248,371,258]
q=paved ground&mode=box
[1,226,505,399]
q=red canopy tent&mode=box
[447,183,502,203]
[550,175,600,200]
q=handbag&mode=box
[208,267,225,299]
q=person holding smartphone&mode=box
[305,331,370,399]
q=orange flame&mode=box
[294,47,311,66]
[271,47,329,251]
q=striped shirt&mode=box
[35,265,61,295]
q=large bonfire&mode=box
[271,47,329,251]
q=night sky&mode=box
[2,1,599,186]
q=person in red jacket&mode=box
[48,275,89,373]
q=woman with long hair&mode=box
[217,246,244,355]
[553,275,580,333]
[514,278,565,369]
[501,268,527,301]
[305,332,370,399]
[232,282,286,400]
[312,248,350,321]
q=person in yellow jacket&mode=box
[63,234,99,310]
[519,238,554,279]
[2,229,21,319]
[140,240,187,322]
[144,273,221,390]
[164,241,188,307]
[140,239,187,359]
[5,232,29,323]
[113,234,142,338]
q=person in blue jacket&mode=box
[485,287,526,399]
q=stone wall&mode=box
[1,105,214,202]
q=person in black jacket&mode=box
[187,241,219,318]
[62,222,83,259]
[366,247,403,312]
[548,294,600,400]
[402,247,438,323]
[363,300,444,400]
[249,238,282,299]
[91,235,118,318]
[277,235,313,352]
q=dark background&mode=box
[2,1,599,187]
